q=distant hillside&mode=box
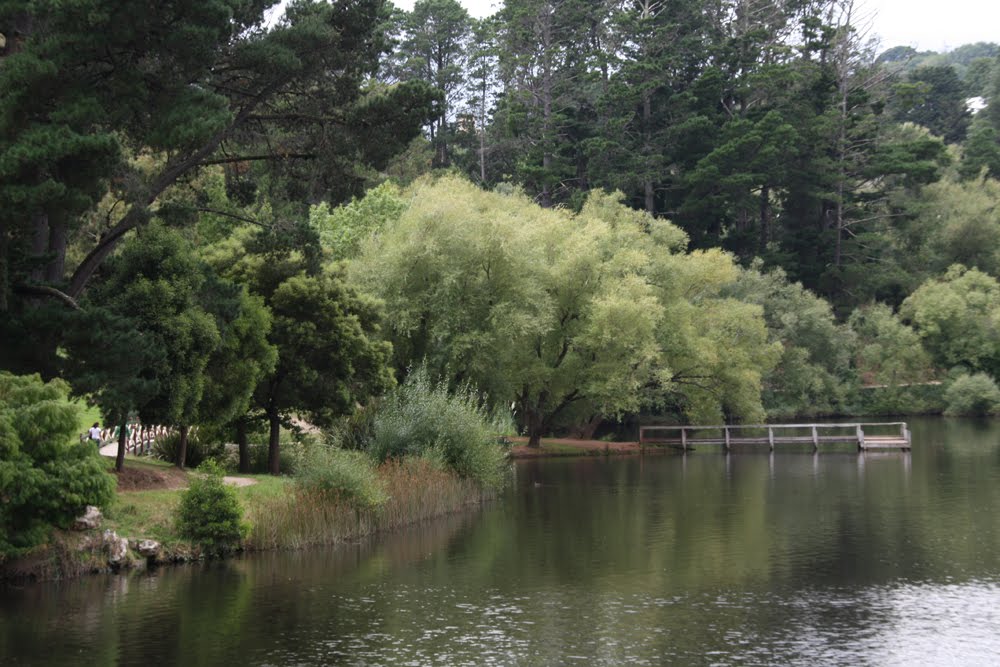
[878,42,999,96]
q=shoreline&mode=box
[507,437,667,458]
[4,439,654,585]
[1,457,495,585]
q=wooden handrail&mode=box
[639,421,910,452]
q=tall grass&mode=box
[295,447,387,509]
[367,366,512,489]
[245,458,492,551]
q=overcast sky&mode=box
[388,0,997,53]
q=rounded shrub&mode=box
[295,447,387,510]
[176,461,248,553]
[368,367,511,489]
[944,373,1000,416]
[1,373,116,559]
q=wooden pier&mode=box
[639,422,911,452]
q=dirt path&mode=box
[222,476,258,487]
[114,465,189,492]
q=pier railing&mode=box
[639,422,911,451]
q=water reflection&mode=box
[2,416,1000,666]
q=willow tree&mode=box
[350,176,778,445]
[901,265,1000,377]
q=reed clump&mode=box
[365,366,513,489]
[245,458,493,551]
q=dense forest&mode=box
[3,0,1000,471]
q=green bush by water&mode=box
[295,447,387,510]
[328,400,379,451]
[0,373,116,559]
[176,461,248,553]
[367,367,511,489]
[944,373,1000,416]
[852,383,947,416]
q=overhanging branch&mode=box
[14,284,81,310]
[198,152,317,166]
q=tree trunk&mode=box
[268,411,281,475]
[540,12,553,209]
[527,428,542,448]
[478,72,488,183]
[436,118,448,167]
[759,185,771,253]
[574,415,602,440]
[236,419,250,474]
[45,217,67,283]
[175,424,189,469]
[115,418,127,473]
[0,221,9,311]
[29,212,48,282]
[643,92,655,215]
[525,407,544,449]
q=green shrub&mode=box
[208,425,303,474]
[0,373,116,559]
[327,399,380,451]
[236,441,300,474]
[149,429,221,468]
[852,383,947,416]
[295,447,387,510]
[368,367,511,489]
[176,461,248,552]
[944,373,1000,416]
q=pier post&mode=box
[811,426,819,451]
[768,426,774,451]
[857,424,865,451]
[680,428,687,450]
[724,427,730,451]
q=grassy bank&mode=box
[3,455,494,583]
[247,459,491,550]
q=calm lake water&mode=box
[4,416,1000,666]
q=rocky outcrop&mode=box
[73,506,102,531]
[136,539,161,559]
[102,530,130,567]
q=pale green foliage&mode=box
[309,182,406,260]
[920,178,1000,275]
[850,303,933,387]
[944,373,1000,416]
[901,265,1000,375]
[368,366,511,489]
[650,252,779,423]
[0,373,116,557]
[725,264,853,417]
[351,176,778,435]
[295,448,387,510]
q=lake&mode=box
[3,416,1000,665]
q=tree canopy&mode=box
[350,176,779,444]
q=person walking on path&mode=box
[88,422,102,447]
